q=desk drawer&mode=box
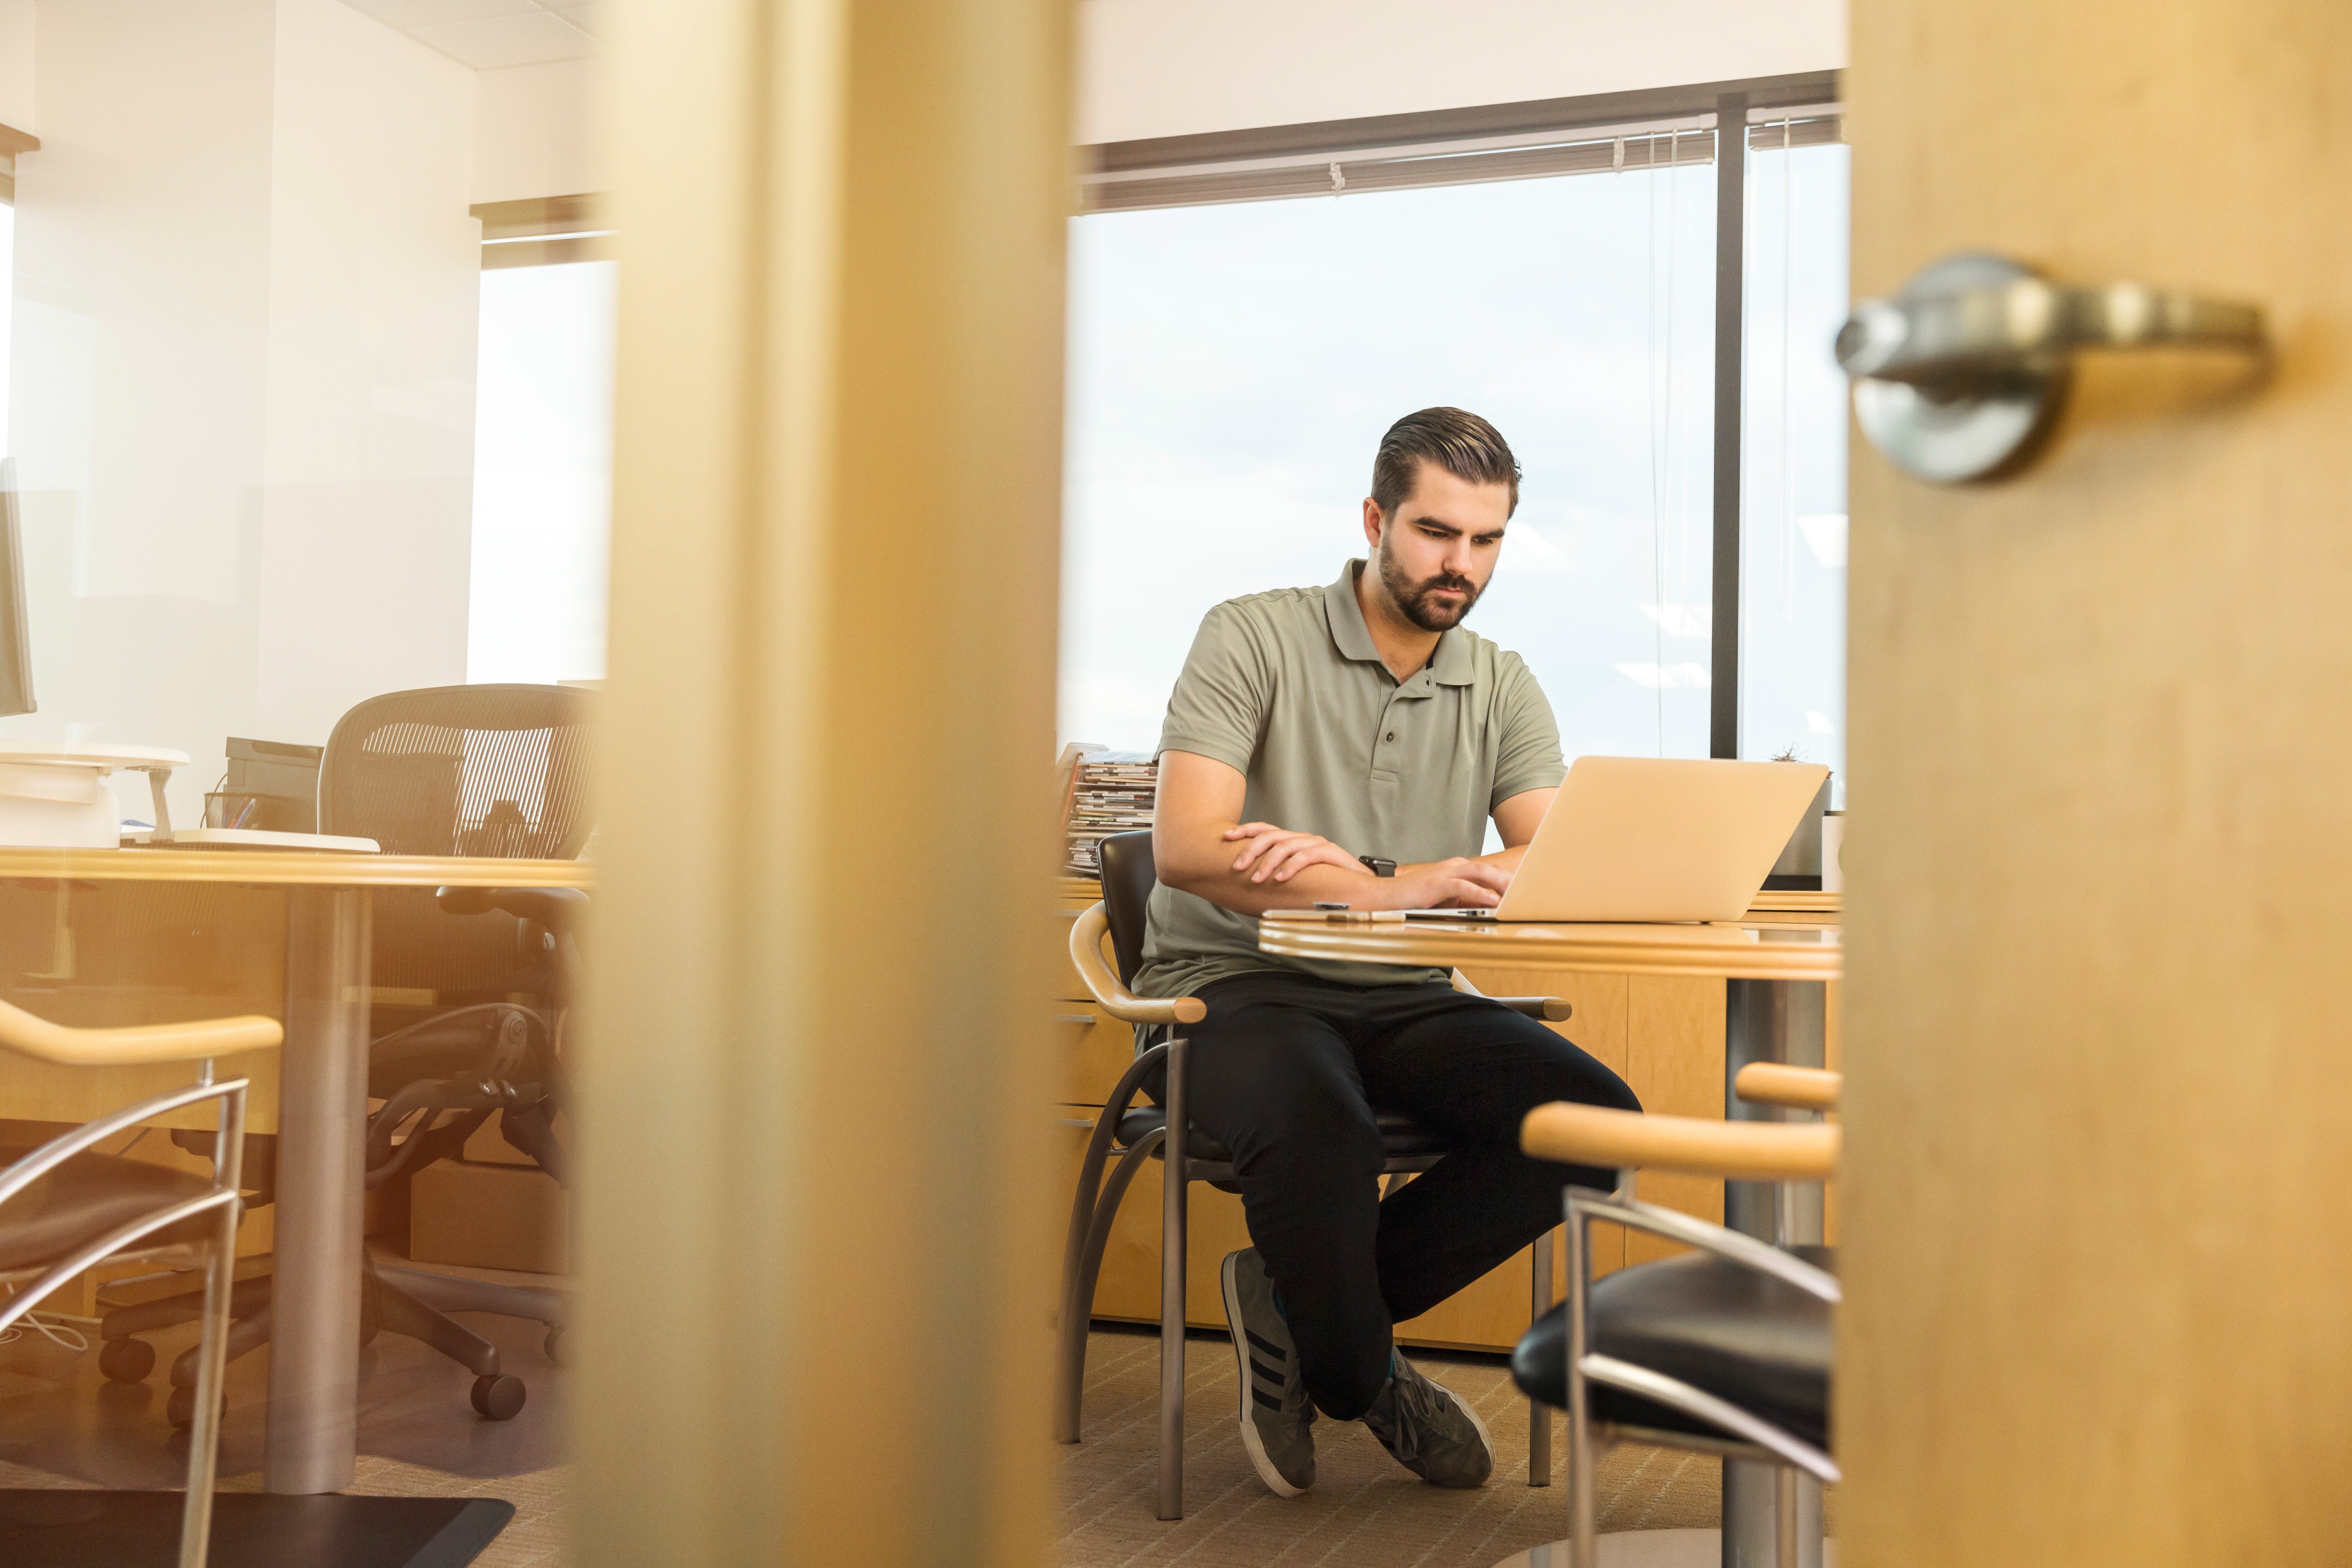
[1052,1000,1138,1106]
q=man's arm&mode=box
[1152,750,1510,914]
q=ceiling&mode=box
[337,0,600,70]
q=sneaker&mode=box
[1362,1351,1494,1489]
[1219,1248,1316,1496]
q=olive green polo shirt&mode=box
[1133,559,1567,1000]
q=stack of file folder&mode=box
[1062,752,1156,876]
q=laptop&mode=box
[1460,756,1830,923]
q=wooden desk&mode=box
[1257,907,1839,1565]
[0,847,591,1497]
[1051,882,1841,1352]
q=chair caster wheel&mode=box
[542,1327,564,1365]
[166,1385,197,1429]
[471,1374,526,1421]
[100,1338,155,1383]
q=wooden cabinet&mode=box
[1051,882,1736,1352]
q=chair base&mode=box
[99,1259,565,1424]
[0,1490,514,1568]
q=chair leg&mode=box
[169,1304,272,1388]
[175,1198,240,1568]
[371,1274,501,1378]
[1156,1034,1190,1522]
[1055,1131,1163,1444]
[1529,1226,1553,1487]
[1565,1207,1597,1568]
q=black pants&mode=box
[1172,970,1640,1421]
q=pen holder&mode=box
[204,792,268,831]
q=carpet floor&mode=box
[1057,1325,1728,1568]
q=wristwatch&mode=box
[1358,855,1396,877]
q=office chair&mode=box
[0,996,282,1568]
[100,683,591,1425]
[1507,1065,1841,1568]
[1054,828,1576,1519]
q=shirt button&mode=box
[1384,731,1396,742]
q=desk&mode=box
[0,847,593,1497]
[1258,910,1839,1568]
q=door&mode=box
[1842,3,2352,1565]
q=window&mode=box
[1062,78,1852,820]
[466,258,617,686]
[1739,130,1850,789]
[1063,143,1720,765]
[0,196,12,456]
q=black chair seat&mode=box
[0,1146,216,1275]
[1114,1106,1452,1164]
[1510,1245,1834,1452]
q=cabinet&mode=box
[1051,881,1740,1352]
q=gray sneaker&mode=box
[1363,1351,1494,1489]
[1220,1248,1315,1496]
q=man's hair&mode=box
[1371,407,1521,519]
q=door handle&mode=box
[1837,253,2267,483]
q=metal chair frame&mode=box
[1557,1176,1840,1568]
[0,1070,252,1568]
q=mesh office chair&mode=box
[1506,1067,1840,1568]
[1054,829,1575,1519]
[99,684,592,1424]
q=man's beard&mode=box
[1376,544,1483,632]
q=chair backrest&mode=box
[319,683,597,857]
[319,684,596,1017]
[1095,830,1157,989]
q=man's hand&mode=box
[1392,857,1514,909]
[1223,822,1369,884]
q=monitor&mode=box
[0,458,29,718]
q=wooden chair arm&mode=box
[1521,1102,1838,1182]
[0,997,283,1068]
[1068,904,1205,1027]
[1734,1063,1841,1112]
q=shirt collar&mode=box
[1323,558,1478,687]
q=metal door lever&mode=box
[1837,253,2267,483]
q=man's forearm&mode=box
[1162,855,1384,916]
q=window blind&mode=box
[1076,100,1842,216]
[471,193,612,270]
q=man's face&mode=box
[1359,462,1513,633]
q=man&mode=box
[1135,407,1640,1496]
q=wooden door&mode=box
[1843,4,2352,1563]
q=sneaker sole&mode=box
[1220,1252,1306,1499]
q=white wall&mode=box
[1073,0,1847,145]
[4,0,480,828]
[0,0,32,130]
[473,58,601,204]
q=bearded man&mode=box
[1135,406,1641,1497]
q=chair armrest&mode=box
[1521,1102,1838,1182]
[1734,1063,1841,1111]
[1447,967,1571,1021]
[1068,904,1204,1027]
[0,997,282,1068]
[437,884,587,933]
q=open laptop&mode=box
[1443,755,1830,923]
